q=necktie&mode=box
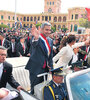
[22,44,25,51]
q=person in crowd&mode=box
[78,43,90,67]
[0,33,10,49]
[25,22,53,94]
[43,66,67,100]
[7,37,17,57]
[0,46,23,91]
[16,37,28,57]
[53,34,89,69]
[24,33,32,57]
[59,36,67,50]
[53,38,60,57]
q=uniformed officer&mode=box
[43,66,67,100]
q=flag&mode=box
[85,8,90,21]
[20,22,22,28]
[15,21,17,28]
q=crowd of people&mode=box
[0,22,90,100]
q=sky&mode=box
[0,0,90,14]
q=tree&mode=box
[79,11,90,28]
[61,28,68,32]
[51,26,56,33]
[35,23,41,29]
[0,24,9,28]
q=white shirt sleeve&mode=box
[53,47,67,63]
[72,42,85,49]
[1,88,18,100]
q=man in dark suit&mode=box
[0,33,10,49]
[25,22,53,94]
[43,67,67,100]
[0,46,23,91]
[78,45,90,67]
[7,37,18,57]
[16,37,28,57]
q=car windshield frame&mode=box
[65,68,90,100]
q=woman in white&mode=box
[53,34,89,69]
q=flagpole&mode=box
[15,0,17,29]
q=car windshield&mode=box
[70,72,90,100]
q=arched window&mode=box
[34,17,36,21]
[27,24,29,28]
[75,14,78,19]
[38,16,40,21]
[58,25,61,30]
[23,17,26,21]
[23,24,26,27]
[70,25,73,32]
[54,17,57,22]
[62,25,65,28]
[13,16,14,20]
[58,16,62,22]
[30,17,33,21]
[27,17,29,21]
[45,16,48,21]
[63,16,66,22]
[74,24,77,31]
[30,24,32,28]
[12,24,14,28]
[17,17,19,21]
[49,16,51,21]
[72,15,73,20]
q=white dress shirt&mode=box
[72,53,78,63]
[11,42,15,52]
[0,63,3,80]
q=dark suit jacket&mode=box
[78,46,86,61]
[0,61,20,89]
[25,37,53,75]
[16,42,27,57]
[0,39,10,49]
[7,42,18,57]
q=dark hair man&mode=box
[25,22,53,94]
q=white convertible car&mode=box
[6,57,90,100]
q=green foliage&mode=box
[0,24,9,28]
[79,18,90,28]
[51,26,56,33]
[35,23,41,28]
[61,28,68,32]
